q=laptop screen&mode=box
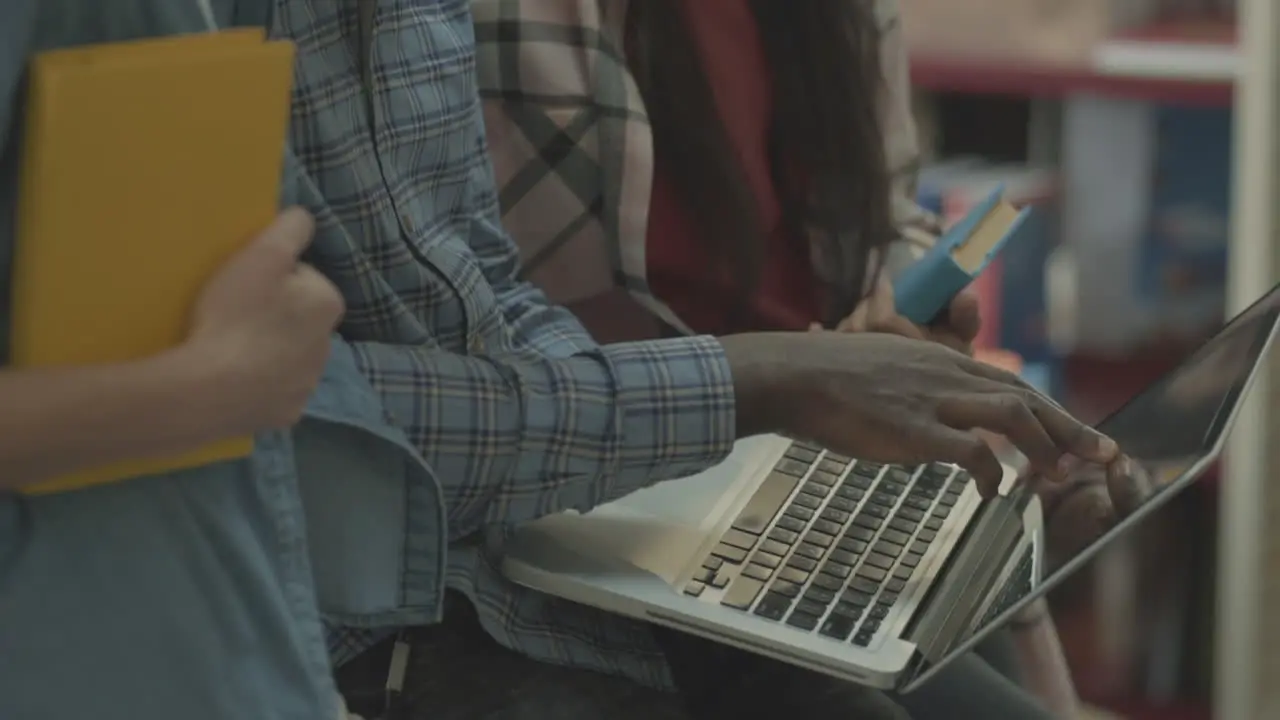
[943,282,1280,670]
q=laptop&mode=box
[503,283,1280,692]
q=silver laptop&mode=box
[503,283,1280,693]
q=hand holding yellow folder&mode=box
[11,30,296,494]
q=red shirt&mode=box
[643,0,818,335]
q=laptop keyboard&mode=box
[682,442,971,647]
[977,545,1035,628]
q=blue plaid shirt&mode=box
[276,0,736,690]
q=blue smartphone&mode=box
[893,184,1033,325]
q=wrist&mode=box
[158,341,251,443]
[719,333,795,438]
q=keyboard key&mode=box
[862,618,881,634]
[869,604,890,620]
[710,573,731,589]
[751,551,783,570]
[828,549,859,566]
[793,542,825,560]
[820,615,856,641]
[873,541,903,558]
[784,445,820,464]
[731,472,800,535]
[888,518,916,534]
[849,577,880,595]
[917,529,937,543]
[803,587,837,605]
[796,598,828,616]
[827,496,858,513]
[771,580,801,598]
[721,528,759,551]
[852,463,880,478]
[720,577,765,610]
[793,494,822,510]
[812,519,843,536]
[836,484,867,501]
[760,539,790,556]
[898,507,925,522]
[813,574,843,592]
[833,601,864,620]
[784,505,815,522]
[857,565,888,583]
[819,562,852,580]
[809,470,840,487]
[837,537,868,555]
[818,458,847,475]
[804,531,835,548]
[742,564,774,582]
[869,492,896,508]
[684,581,705,597]
[864,553,895,570]
[910,540,929,556]
[703,556,724,572]
[692,567,714,583]
[775,458,812,477]
[769,527,800,545]
[903,497,931,511]
[845,525,875,542]
[852,514,881,531]
[754,592,793,620]
[786,611,820,631]
[881,529,911,546]
[820,507,852,525]
[801,482,830,498]
[892,565,914,581]
[778,567,810,585]
[710,543,748,564]
[786,555,818,572]
[900,554,921,569]
[863,504,889,519]
[852,630,874,646]
[775,515,807,533]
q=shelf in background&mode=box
[911,53,1233,105]
[910,16,1237,106]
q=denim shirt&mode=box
[0,2,445,718]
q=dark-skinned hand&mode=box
[812,277,982,355]
[722,330,1121,497]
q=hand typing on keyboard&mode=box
[720,330,1126,498]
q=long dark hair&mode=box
[625,0,894,330]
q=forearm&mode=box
[0,347,233,489]
[349,335,736,539]
[1010,600,1080,717]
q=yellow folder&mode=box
[10,30,297,494]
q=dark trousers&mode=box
[336,592,1051,719]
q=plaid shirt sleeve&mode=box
[350,138,737,541]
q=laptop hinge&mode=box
[905,495,1024,663]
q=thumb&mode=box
[240,207,316,273]
[866,277,927,341]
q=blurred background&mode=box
[897,0,1280,718]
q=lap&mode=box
[338,595,690,720]
[347,595,1049,720]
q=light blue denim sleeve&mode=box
[0,2,446,719]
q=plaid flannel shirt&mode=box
[472,0,943,330]
[283,0,734,689]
